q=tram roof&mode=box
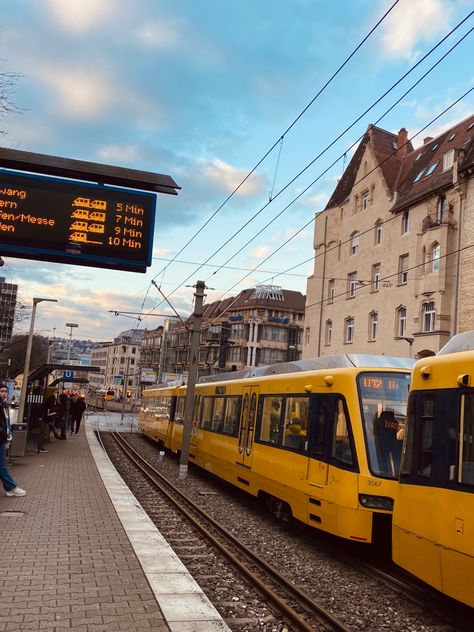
[197,354,413,384]
[437,330,474,355]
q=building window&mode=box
[371,264,380,292]
[305,327,310,345]
[350,231,359,255]
[396,306,407,337]
[443,149,454,171]
[374,219,382,245]
[399,254,409,285]
[347,272,357,298]
[402,211,409,234]
[327,279,335,304]
[344,317,354,343]
[436,195,448,223]
[362,191,369,210]
[369,312,378,341]
[431,243,440,272]
[422,302,436,332]
[325,320,332,345]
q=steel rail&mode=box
[108,430,353,632]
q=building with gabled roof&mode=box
[304,114,474,359]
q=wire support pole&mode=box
[179,280,206,480]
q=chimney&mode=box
[423,136,433,145]
[397,128,408,157]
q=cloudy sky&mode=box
[1,0,473,342]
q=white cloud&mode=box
[380,0,453,61]
[134,19,184,50]
[98,144,139,163]
[39,67,114,119]
[46,0,114,32]
[249,246,271,259]
[203,158,266,198]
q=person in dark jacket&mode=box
[0,383,26,496]
[70,394,86,434]
[56,393,70,440]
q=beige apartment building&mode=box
[304,113,474,359]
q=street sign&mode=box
[63,370,74,380]
[0,170,157,272]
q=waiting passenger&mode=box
[0,383,26,497]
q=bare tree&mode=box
[0,60,23,132]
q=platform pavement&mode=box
[0,411,230,631]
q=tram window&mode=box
[460,394,474,485]
[282,396,309,452]
[417,394,434,478]
[332,397,354,465]
[400,394,416,477]
[200,397,213,430]
[223,397,240,436]
[259,397,283,444]
[212,397,225,432]
[175,396,185,423]
[313,396,327,456]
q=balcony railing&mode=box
[421,207,452,231]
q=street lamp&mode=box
[65,322,79,362]
[17,297,58,424]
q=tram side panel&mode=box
[393,361,474,608]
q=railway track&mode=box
[102,429,352,632]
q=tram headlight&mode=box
[358,494,394,511]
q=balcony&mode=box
[421,207,453,232]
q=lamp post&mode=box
[65,322,78,362]
[17,297,58,424]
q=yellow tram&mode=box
[393,332,474,607]
[140,355,412,543]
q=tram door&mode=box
[237,386,259,468]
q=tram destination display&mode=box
[0,169,157,272]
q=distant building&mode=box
[304,113,474,358]
[0,277,17,345]
[158,285,305,380]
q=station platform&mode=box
[0,412,230,632]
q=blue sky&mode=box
[1,0,473,342]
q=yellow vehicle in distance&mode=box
[393,331,474,608]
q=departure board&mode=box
[0,169,157,272]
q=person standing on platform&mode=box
[0,383,26,497]
[70,393,86,434]
[57,392,70,440]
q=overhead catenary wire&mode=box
[203,16,474,286]
[126,2,401,322]
[204,83,474,328]
[149,0,400,283]
[146,11,473,320]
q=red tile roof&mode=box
[325,125,410,210]
[392,113,474,213]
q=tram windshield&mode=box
[357,372,411,478]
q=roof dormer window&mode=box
[468,122,474,131]
[415,152,423,161]
[431,144,438,151]
[425,162,439,176]
[414,168,426,182]
[448,133,456,141]
[443,149,454,171]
